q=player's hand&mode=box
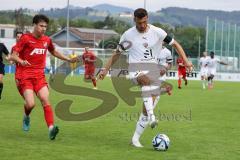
[69,56,80,63]
[20,60,31,66]
[9,60,14,65]
[159,67,167,76]
[5,55,11,61]
[186,61,194,72]
[85,57,90,62]
[98,69,108,80]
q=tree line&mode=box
[0,9,205,57]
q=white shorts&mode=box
[127,70,161,96]
[200,67,208,77]
[208,68,216,76]
[159,74,167,82]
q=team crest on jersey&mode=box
[43,42,48,48]
[143,43,148,48]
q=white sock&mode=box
[153,96,160,110]
[142,86,157,123]
[143,96,154,115]
[132,113,149,142]
[202,80,206,88]
[48,125,54,131]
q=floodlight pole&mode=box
[234,24,237,71]
[144,0,146,9]
[220,21,224,60]
[198,36,201,58]
[213,19,217,54]
[66,0,70,48]
[205,16,209,52]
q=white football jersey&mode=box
[119,24,173,64]
[208,57,220,69]
[199,56,210,68]
[157,48,172,67]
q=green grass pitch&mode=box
[0,74,239,160]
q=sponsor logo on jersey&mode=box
[29,41,36,44]
[30,48,46,55]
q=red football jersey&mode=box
[82,51,96,66]
[11,45,22,79]
[177,57,186,70]
[13,33,55,78]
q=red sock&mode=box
[178,79,182,87]
[24,104,32,116]
[43,105,54,127]
[92,78,97,87]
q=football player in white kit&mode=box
[157,46,173,95]
[207,51,227,89]
[199,51,210,89]
[99,8,193,148]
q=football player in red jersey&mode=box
[11,14,79,140]
[82,47,97,89]
[11,31,23,96]
[177,56,188,89]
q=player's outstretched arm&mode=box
[219,61,228,65]
[51,50,79,63]
[98,51,121,80]
[172,40,193,70]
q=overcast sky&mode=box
[0,0,239,12]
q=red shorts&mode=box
[20,76,48,94]
[178,68,186,78]
[85,66,95,77]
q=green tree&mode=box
[46,19,59,36]
[174,26,205,57]
[99,36,120,49]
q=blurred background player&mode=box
[177,56,188,89]
[82,47,97,89]
[11,14,79,140]
[157,46,173,95]
[199,51,210,89]
[11,31,23,97]
[207,51,228,89]
[69,51,77,76]
[0,41,10,99]
[99,8,193,148]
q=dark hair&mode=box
[134,8,148,19]
[15,31,23,36]
[32,14,49,24]
[210,51,215,55]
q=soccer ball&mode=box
[152,134,170,151]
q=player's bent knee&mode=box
[26,102,35,109]
[137,75,150,86]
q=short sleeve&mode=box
[153,25,174,45]
[48,38,55,52]
[13,34,27,54]
[119,32,127,44]
[166,48,171,57]
[153,26,167,42]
